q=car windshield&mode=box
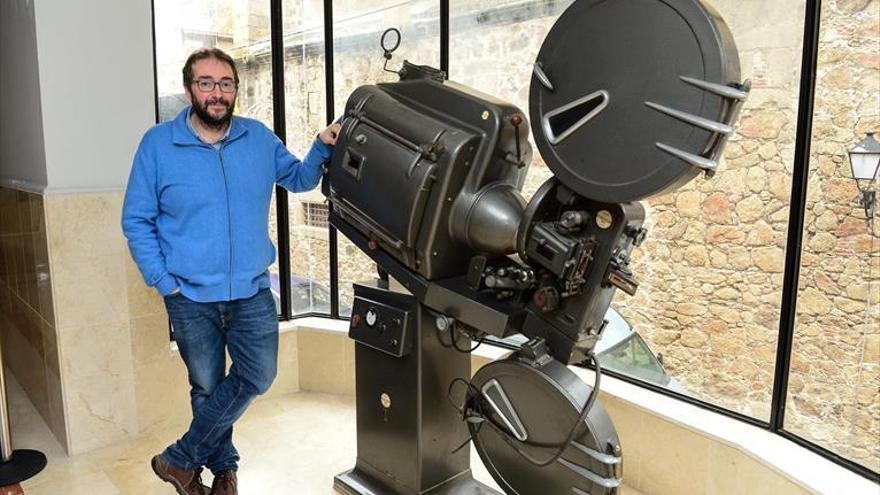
[598,332,669,386]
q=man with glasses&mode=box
[122,48,341,495]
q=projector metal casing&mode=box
[327,76,531,281]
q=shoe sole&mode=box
[150,456,193,495]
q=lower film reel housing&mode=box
[467,350,622,495]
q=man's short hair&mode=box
[182,48,240,86]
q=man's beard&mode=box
[192,95,234,129]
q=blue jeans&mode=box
[160,288,278,473]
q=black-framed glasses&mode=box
[192,78,237,93]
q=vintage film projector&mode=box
[323,0,749,493]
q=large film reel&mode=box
[530,0,747,203]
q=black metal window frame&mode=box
[150,0,878,482]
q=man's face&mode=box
[185,57,237,128]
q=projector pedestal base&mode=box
[334,468,501,495]
[334,283,502,495]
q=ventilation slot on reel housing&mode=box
[481,379,529,442]
[647,76,750,176]
[543,90,609,145]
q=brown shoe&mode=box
[210,470,238,495]
[151,454,208,495]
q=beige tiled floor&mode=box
[7,374,642,495]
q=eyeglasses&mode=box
[192,78,237,93]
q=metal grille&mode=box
[303,201,329,228]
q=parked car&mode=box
[488,306,683,391]
[594,307,683,390]
[269,273,351,317]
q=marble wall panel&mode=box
[45,193,125,261]
[600,394,812,495]
[132,355,190,436]
[129,314,172,367]
[297,330,354,396]
[124,256,164,321]
[49,251,129,330]
[43,192,135,454]
[57,318,138,455]
[270,331,300,398]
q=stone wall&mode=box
[612,0,801,416]
[231,0,879,471]
[617,0,879,470]
[786,0,879,469]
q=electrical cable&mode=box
[435,317,485,353]
[447,377,486,454]
[452,322,485,353]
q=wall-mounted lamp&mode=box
[847,131,880,219]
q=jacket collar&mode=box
[171,106,247,146]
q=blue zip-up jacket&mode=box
[122,107,331,302]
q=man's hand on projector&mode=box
[319,123,342,146]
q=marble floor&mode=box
[5,374,643,495]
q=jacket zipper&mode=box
[216,144,233,300]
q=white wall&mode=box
[34,0,155,193]
[0,0,49,193]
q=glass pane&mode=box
[154,0,273,125]
[333,0,440,312]
[333,0,441,117]
[449,0,574,202]
[283,1,332,316]
[785,2,880,473]
[613,0,806,420]
[154,0,279,317]
[451,0,806,421]
[448,0,571,354]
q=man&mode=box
[122,48,341,495]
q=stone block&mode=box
[677,302,707,316]
[752,246,785,272]
[746,221,776,246]
[675,190,703,218]
[736,195,765,223]
[799,288,834,315]
[808,232,838,252]
[703,192,733,224]
[680,328,709,348]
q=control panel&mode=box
[349,283,416,358]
